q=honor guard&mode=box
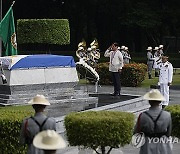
[153,47,161,77]
[146,47,154,79]
[123,47,131,64]
[159,45,164,55]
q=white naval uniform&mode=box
[104,49,124,95]
[158,61,173,106]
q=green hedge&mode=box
[96,62,147,87]
[121,63,147,87]
[64,111,134,154]
[0,106,34,154]
[17,19,70,45]
[165,105,180,138]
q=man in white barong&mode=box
[104,42,124,96]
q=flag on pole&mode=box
[0,6,18,56]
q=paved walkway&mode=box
[57,84,180,154]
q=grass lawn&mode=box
[141,69,180,87]
[79,69,180,88]
[0,104,34,112]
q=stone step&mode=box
[0,90,88,100]
[0,83,77,94]
[0,89,85,97]
[0,95,94,106]
[0,89,89,105]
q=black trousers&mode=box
[111,72,121,95]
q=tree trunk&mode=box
[101,146,106,154]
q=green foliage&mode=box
[17,19,70,45]
[96,62,111,85]
[121,63,147,87]
[64,111,134,154]
[0,106,34,154]
[165,105,180,138]
[96,62,147,87]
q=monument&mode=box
[0,55,97,111]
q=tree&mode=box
[4,0,180,52]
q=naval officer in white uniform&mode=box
[157,56,173,108]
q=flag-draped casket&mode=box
[0,55,98,108]
[0,55,79,86]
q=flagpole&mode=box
[0,0,2,57]
[11,1,15,7]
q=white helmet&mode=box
[159,45,163,48]
[154,47,159,50]
[121,46,125,49]
[146,47,152,50]
[124,47,128,51]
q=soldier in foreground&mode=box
[134,89,172,154]
[20,95,56,154]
